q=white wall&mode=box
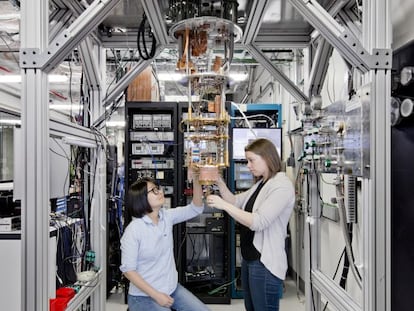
[391,0,414,50]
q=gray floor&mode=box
[106,278,305,311]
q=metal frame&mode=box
[362,1,391,310]
[20,1,50,309]
[288,0,392,73]
[245,44,309,103]
[102,45,164,108]
[79,37,102,90]
[242,0,272,45]
[20,0,121,73]
[20,1,111,310]
[308,38,333,96]
[17,0,392,310]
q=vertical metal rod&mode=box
[20,0,50,310]
[362,1,392,310]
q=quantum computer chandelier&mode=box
[168,0,242,185]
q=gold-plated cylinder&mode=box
[198,165,219,186]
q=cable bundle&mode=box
[137,14,156,60]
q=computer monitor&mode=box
[232,128,282,160]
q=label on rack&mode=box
[131,143,165,155]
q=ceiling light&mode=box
[229,72,248,82]
[158,72,184,81]
[158,72,248,82]
[164,95,200,102]
[0,74,69,83]
[106,120,125,127]
[50,104,83,111]
[0,119,21,125]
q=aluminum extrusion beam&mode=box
[246,44,309,103]
[88,86,106,310]
[303,172,322,311]
[50,118,97,143]
[59,0,87,15]
[337,8,362,40]
[312,270,362,311]
[254,32,310,49]
[79,37,102,90]
[50,0,69,9]
[20,0,50,309]
[141,0,170,46]
[288,0,391,73]
[363,0,392,309]
[308,38,333,95]
[242,0,271,45]
[56,0,101,44]
[20,0,121,73]
[102,45,164,108]
[49,9,73,42]
[309,0,350,40]
[65,272,102,311]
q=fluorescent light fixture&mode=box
[157,72,248,82]
[106,120,125,127]
[62,136,97,148]
[0,74,68,83]
[0,182,13,191]
[164,95,200,102]
[158,72,184,81]
[50,104,83,111]
[0,119,21,125]
[229,72,248,82]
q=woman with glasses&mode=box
[120,173,210,311]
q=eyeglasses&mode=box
[147,184,164,195]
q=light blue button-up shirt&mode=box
[120,202,204,296]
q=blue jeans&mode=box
[128,283,210,311]
[241,259,283,311]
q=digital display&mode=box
[232,128,282,160]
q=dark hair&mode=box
[245,138,282,179]
[124,177,155,226]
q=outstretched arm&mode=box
[207,194,253,228]
[191,169,203,207]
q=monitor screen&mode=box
[232,128,282,160]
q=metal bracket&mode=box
[340,31,392,70]
[20,48,44,68]
[20,0,121,72]
[20,29,72,70]
[288,0,392,72]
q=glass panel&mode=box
[0,111,20,182]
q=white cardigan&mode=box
[234,172,295,279]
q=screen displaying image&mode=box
[232,128,282,160]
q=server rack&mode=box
[229,103,282,298]
[124,102,179,211]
